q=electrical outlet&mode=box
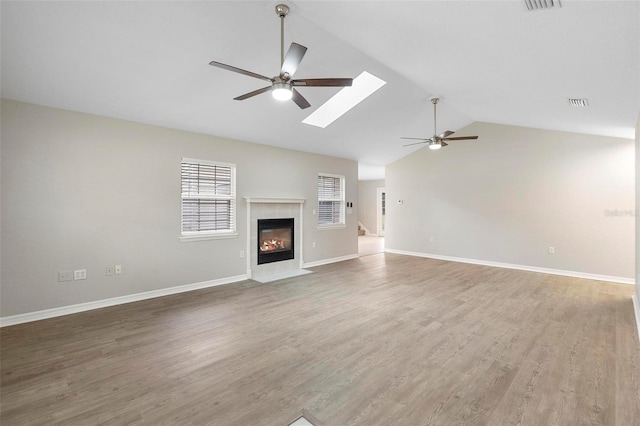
[115,265,122,275]
[312,241,316,248]
[58,271,73,282]
[240,250,245,258]
[548,246,555,254]
[430,236,435,242]
[74,269,87,280]
[106,266,114,276]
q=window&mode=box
[180,158,237,241]
[317,173,345,228]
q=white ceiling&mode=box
[2,1,638,180]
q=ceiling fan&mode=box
[208,4,353,109]
[402,98,479,150]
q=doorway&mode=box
[358,187,385,256]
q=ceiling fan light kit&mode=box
[208,4,353,109]
[401,97,479,150]
[272,81,293,101]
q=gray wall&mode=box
[0,99,358,317]
[386,121,635,280]
[357,179,385,234]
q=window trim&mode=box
[179,231,238,242]
[317,172,346,230]
[180,157,237,242]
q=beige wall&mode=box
[357,179,385,234]
[386,121,635,280]
[0,99,358,317]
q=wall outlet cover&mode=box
[58,271,73,282]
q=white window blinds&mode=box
[318,174,345,226]
[181,158,236,235]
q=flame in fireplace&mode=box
[260,239,288,252]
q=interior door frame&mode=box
[376,187,385,237]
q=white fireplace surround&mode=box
[244,197,306,280]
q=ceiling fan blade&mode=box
[234,86,272,101]
[439,130,455,138]
[403,141,428,147]
[280,43,307,78]
[401,137,430,141]
[441,136,479,141]
[209,61,273,82]
[291,88,311,109]
[292,78,353,87]
[441,142,449,147]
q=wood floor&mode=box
[2,254,639,425]
[358,235,384,256]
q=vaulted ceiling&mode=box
[2,1,638,179]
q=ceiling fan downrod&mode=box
[275,4,290,69]
[432,97,440,138]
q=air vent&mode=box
[524,0,561,11]
[568,98,589,107]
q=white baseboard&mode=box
[0,274,248,327]
[0,255,359,327]
[384,248,635,285]
[303,254,359,268]
[633,295,640,343]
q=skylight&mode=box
[302,71,386,128]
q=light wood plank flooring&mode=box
[358,236,384,257]
[2,254,639,425]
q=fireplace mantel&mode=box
[244,197,305,204]
[244,197,306,280]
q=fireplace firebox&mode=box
[257,218,294,265]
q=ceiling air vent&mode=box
[524,0,561,11]
[568,98,589,107]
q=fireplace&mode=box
[257,218,294,265]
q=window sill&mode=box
[317,224,346,231]
[180,232,238,242]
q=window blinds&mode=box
[181,159,235,233]
[318,174,344,225]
